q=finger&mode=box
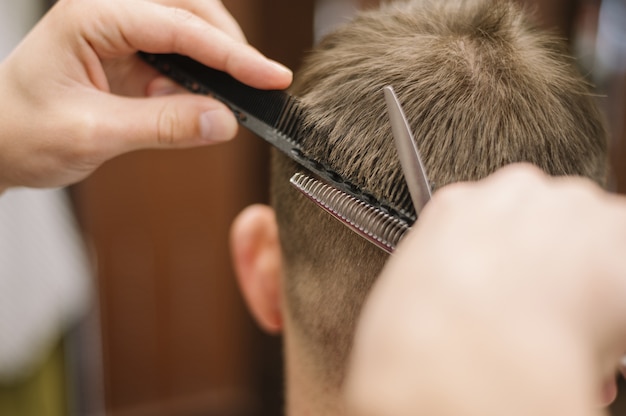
[102,56,163,96]
[150,0,247,42]
[81,0,292,90]
[198,0,248,42]
[481,163,548,188]
[93,93,239,157]
[146,76,188,96]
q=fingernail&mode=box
[268,59,292,77]
[149,86,185,97]
[621,355,626,367]
[199,110,235,143]
[147,78,185,97]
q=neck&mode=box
[284,327,345,416]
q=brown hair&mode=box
[271,0,608,385]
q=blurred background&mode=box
[0,0,623,415]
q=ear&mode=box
[230,204,284,334]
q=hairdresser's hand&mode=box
[346,164,626,416]
[0,0,292,192]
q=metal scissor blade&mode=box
[383,86,432,216]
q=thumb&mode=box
[99,93,239,154]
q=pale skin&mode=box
[230,194,346,415]
[5,1,625,414]
[231,164,626,416]
[345,164,626,416]
[0,0,292,193]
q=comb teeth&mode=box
[276,97,307,141]
[140,52,297,131]
[290,173,411,254]
[141,52,413,246]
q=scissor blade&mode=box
[383,86,432,216]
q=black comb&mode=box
[140,52,305,147]
[140,53,415,253]
[141,53,335,173]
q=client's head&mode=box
[231,0,608,413]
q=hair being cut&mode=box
[271,0,608,386]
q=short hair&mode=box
[270,0,608,385]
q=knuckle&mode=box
[66,112,98,159]
[56,110,104,172]
[171,6,195,22]
[499,163,545,182]
[156,103,182,146]
[165,8,197,50]
[433,181,470,203]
